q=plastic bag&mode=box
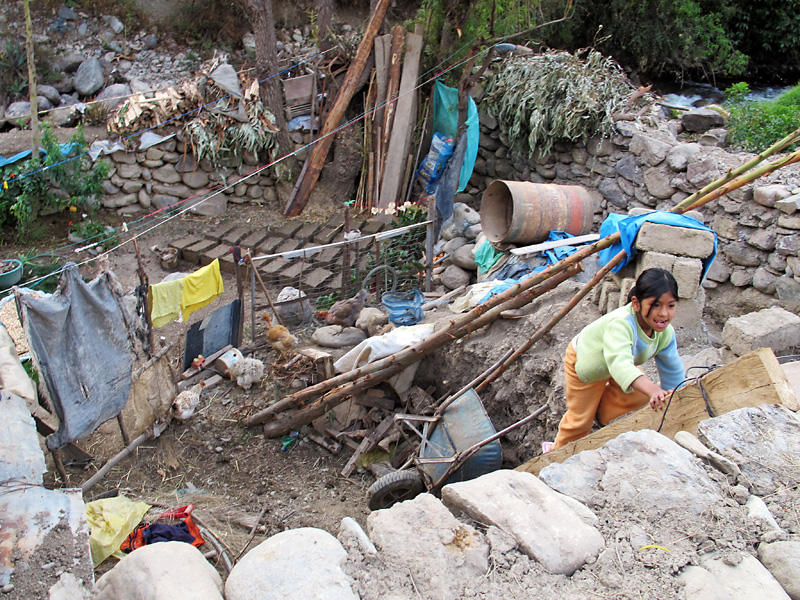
[86,495,151,566]
[416,132,455,193]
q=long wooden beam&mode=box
[517,348,798,476]
[284,0,390,217]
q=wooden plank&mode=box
[341,416,394,477]
[518,348,796,476]
[180,345,232,380]
[511,234,601,256]
[284,0,390,217]
[379,25,405,184]
[378,32,423,210]
[373,34,390,146]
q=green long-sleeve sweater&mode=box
[573,303,685,393]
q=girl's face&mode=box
[632,291,678,336]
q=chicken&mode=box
[171,381,206,422]
[228,357,265,390]
[267,324,297,356]
[321,289,368,328]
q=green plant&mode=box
[0,125,110,234]
[70,219,120,249]
[725,82,800,152]
[483,49,630,157]
[315,290,341,311]
[18,250,66,293]
[367,202,428,292]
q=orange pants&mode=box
[553,342,648,449]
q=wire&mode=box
[656,364,719,433]
[11,40,496,290]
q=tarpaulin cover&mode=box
[15,264,135,450]
[431,80,479,193]
[597,211,717,279]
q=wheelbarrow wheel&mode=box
[367,470,425,510]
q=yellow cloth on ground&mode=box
[181,258,224,321]
[86,496,151,566]
[148,277,184,328]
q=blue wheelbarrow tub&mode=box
[418,389,502,487]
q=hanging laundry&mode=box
[181,259,224,321]
[147,276,184,328]
[15,264,135,450]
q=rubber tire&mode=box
[367,470,425,511]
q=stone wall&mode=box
[99,130,280,218]
[462,107,800,307]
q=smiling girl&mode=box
[552,268,685,450]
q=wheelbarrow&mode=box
[363,265,425,327]
[367,388,546,510]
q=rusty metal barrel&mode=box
[480,180,595,244]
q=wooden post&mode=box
[23,0,39,160]
[379,26,405,184]
[131,235,155,356]
[232,249,245,346]
[425,195,435,292]
[284,0,390,217]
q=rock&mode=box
[678,565,732,600]
[226,528,357,600]
[754,184,791,208]
[151,165,182,184]
[311,325,367,348]
[758,541,800,599]
[451,244,477,270]
[775,276,800,302]
[143,33,157,50]
[367,493,489,600]
[95,84,131,110]
[5,102,31,123]
[634,222,715,258]
[629,132,672,166]
[442,470,604,576]
[57,6,78,20]
[666,142,701,172]
[49,572,90,600]
[681,108,726,133]
[746,496,783,535]
[699,551,790,599]
[699,127,728,147]
[442,237,468,255]
[355,307,388,336]
[697,404,800,496]
[102,15,125,34]
[441,265,471,290]
[337,517,377,557]
[182,171,209,189]
[189,195,226,217]
[74,58,105,96]
[775,195,800,215]
[61,52,85,73]
[93,542,223,600]
[453,202,481,232]
[539,430,726,518]
[721,306,800,357]
[643,166,676,199]
[38,84,61,106]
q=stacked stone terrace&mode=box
[167,214,387,302]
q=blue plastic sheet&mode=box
[597,212,717,279]
[0,142,79,168]
[431,80,479,193]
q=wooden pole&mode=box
[23,0,39,160]
[246,254,284,326]
[232,249,245,346]
[250,263,580,430]
[425,195,436,292]
[284,0,390,217]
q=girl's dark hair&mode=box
[627,268,679,309]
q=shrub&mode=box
[725,82,800,152]
[0,126,110,234]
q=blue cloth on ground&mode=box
[597,212,717,279]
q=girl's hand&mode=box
[649,388,672,411]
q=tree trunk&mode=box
[317,0,334,52]
[245,0,298,180]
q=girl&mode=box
[552,268,685,449]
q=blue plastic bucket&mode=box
[364,265,425,327]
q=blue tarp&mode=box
[0,142,80,169]
[597,212,718,279]
[431,80,479,193]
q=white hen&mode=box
[172,381,205,421]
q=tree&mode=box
[243,0,298,180]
